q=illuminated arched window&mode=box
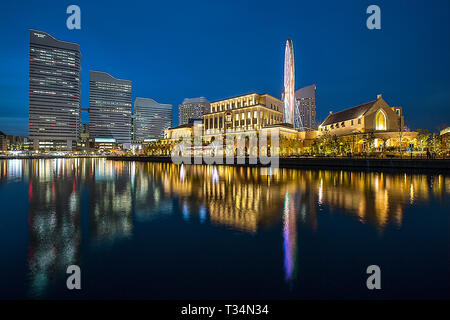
[375,109,386,130]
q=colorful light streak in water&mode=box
[283,192,297,285]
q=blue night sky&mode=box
[0,0,449,136]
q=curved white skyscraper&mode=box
[133,97,172,141]
[283,39,295,126]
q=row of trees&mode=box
[143,140,174,156]
[142,128,449,158]
[416,128,448,157]
[311,129,448,157]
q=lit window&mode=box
[375,110,386,130]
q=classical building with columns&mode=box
[162,92,419,157]
[163,92,318,156]
[203,93,284,136]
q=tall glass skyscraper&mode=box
[178,97,210,125]
[133,97,172,142]
[89,71,132,144]
[295,84,317,130]
[29,29,81,150]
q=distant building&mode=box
[0,131,6,152]
[133,97,172,142]
[89,71,132,144]
[131,114,136,142]
[80,123,90,140]
[29,29,81,150]
[178,97,210,125]
[93,139,119,151]
[295,84,317,130]
[6,135,28,151]
[78,123,92,149]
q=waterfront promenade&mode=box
[1,155,449,171]
[103,156,450,171]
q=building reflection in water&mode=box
[0,158,448,295]
[26,159,81,297]
[88,159,133,243]
[124,163,449,288]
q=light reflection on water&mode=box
[0,158,448,299]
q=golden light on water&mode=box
[0,158,448,296]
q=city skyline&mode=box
[0,0,449,137]
[0,1,449,306]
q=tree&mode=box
[313,132,330,155]
[416,128,431,153]
[365,132,376,154]
[311,137,322,155]
[430,133,443,157]
[279,136,289,156]
[340,141,351,155]
[314,132,340,156]
[330,134,340,155]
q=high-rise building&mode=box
[295,84,317,130]
[89,71,132,144]
[29,29,81,150]
[178,97,210,125]
[133,97,172,142]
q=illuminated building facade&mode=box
[89,71,132,144]
[318,94,417,150]
[29,29,81,150]
[203,93,284,135]
[133,97,172,142]
[178,97,210,125]
[163,92,318,156]
[440,127,450,150]
[295,84,317,130]
[164,123,196,140]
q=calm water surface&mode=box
[0,158,448,299]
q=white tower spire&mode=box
[283,39,295,125]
